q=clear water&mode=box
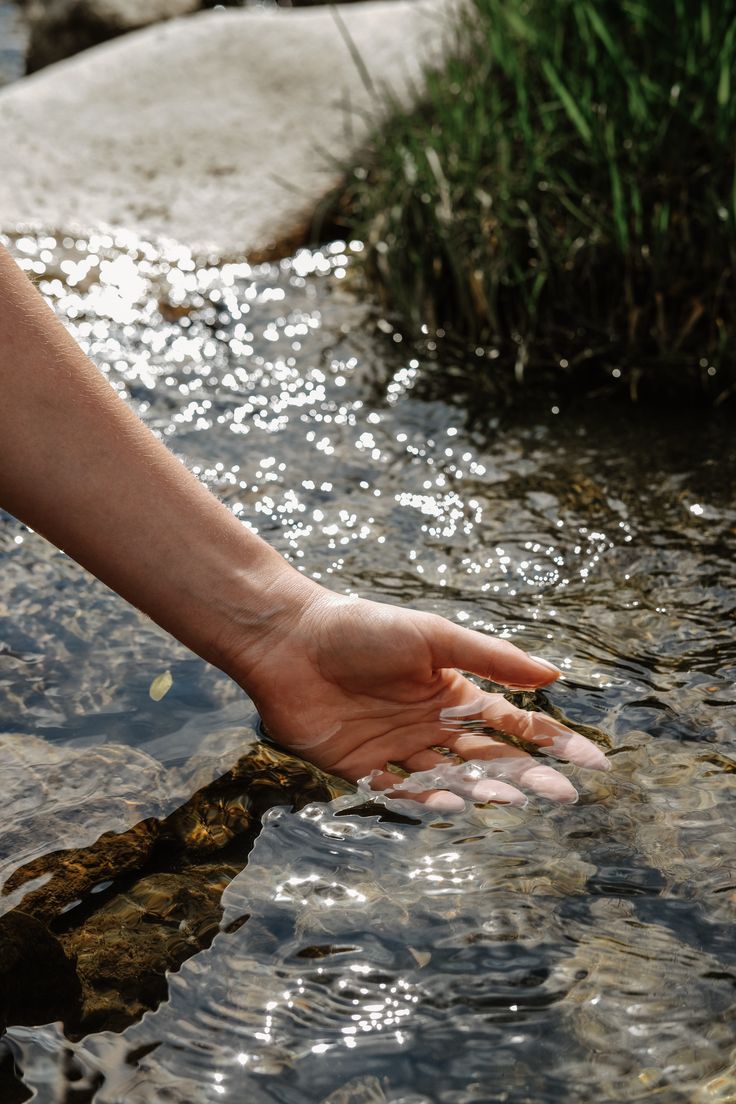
[1,229,734,1103]
[0,1,27,87]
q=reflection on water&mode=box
[0,229,734,1102]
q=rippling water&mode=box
[0,229,734,1103]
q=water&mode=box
[0,229,734,1103]
[0,1,26,87]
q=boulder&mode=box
[0,912,82,1031]
[24,0,201,72]
[0,1,459,257]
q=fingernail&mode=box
[555,739,609,771]
[523,765,578,803]
[529,655,561,678]
[470,779,527,806]
[425,792,466,813]
[531,718,611,772]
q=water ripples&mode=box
[0,229,735,1102]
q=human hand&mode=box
[231,589,610,812]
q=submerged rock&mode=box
[0,732,172,904]
[24,0,201,72]
[1,741,349,1036]
[0,912,82,1031]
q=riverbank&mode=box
[337,0,736,403]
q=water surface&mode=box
[0,230,734,1103]
[0,1,26,87]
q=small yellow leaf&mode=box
[149,670,173,702]
[408,946,431,968]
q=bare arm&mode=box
[0,243,317,673]
[0,245,608,809]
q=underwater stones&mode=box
[0,733,169,901]
[0,0,458,255]
[561,901,735,1097]
[24,0,201,72]
[0,742,346,1036]
[4,819,160,924]
[65,868,233,1033]
[0,912,82,1031]
[319,1075,389,1103]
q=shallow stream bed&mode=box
[0,230,734,1103]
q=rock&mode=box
[2,741,348,1036]
[0,732,171,910]
[0,1,459,257]
[3,819,160,924]
[66,868,233,1033]
[0,912,82,1031]
[24,0,201,72]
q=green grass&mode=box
[336,0,736,402]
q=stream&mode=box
[0,229,734,1103]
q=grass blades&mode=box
[336,0,736,401]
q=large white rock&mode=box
[0,1,459,256]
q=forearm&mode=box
[0,245,319,674]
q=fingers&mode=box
[442,735,579,803]
[356,683,609,812]
[467,693,610,771]
[366,769,466,813]
[400,750,527,805]
[362,744,567,810]
[427,618,560,689]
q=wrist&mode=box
[204,542,327,685]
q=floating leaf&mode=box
[408,946,431,968]
[149,670,173,702]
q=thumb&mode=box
[427,617,560,689]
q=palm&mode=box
[240,594,609,810]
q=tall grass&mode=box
[339,0,736,401]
